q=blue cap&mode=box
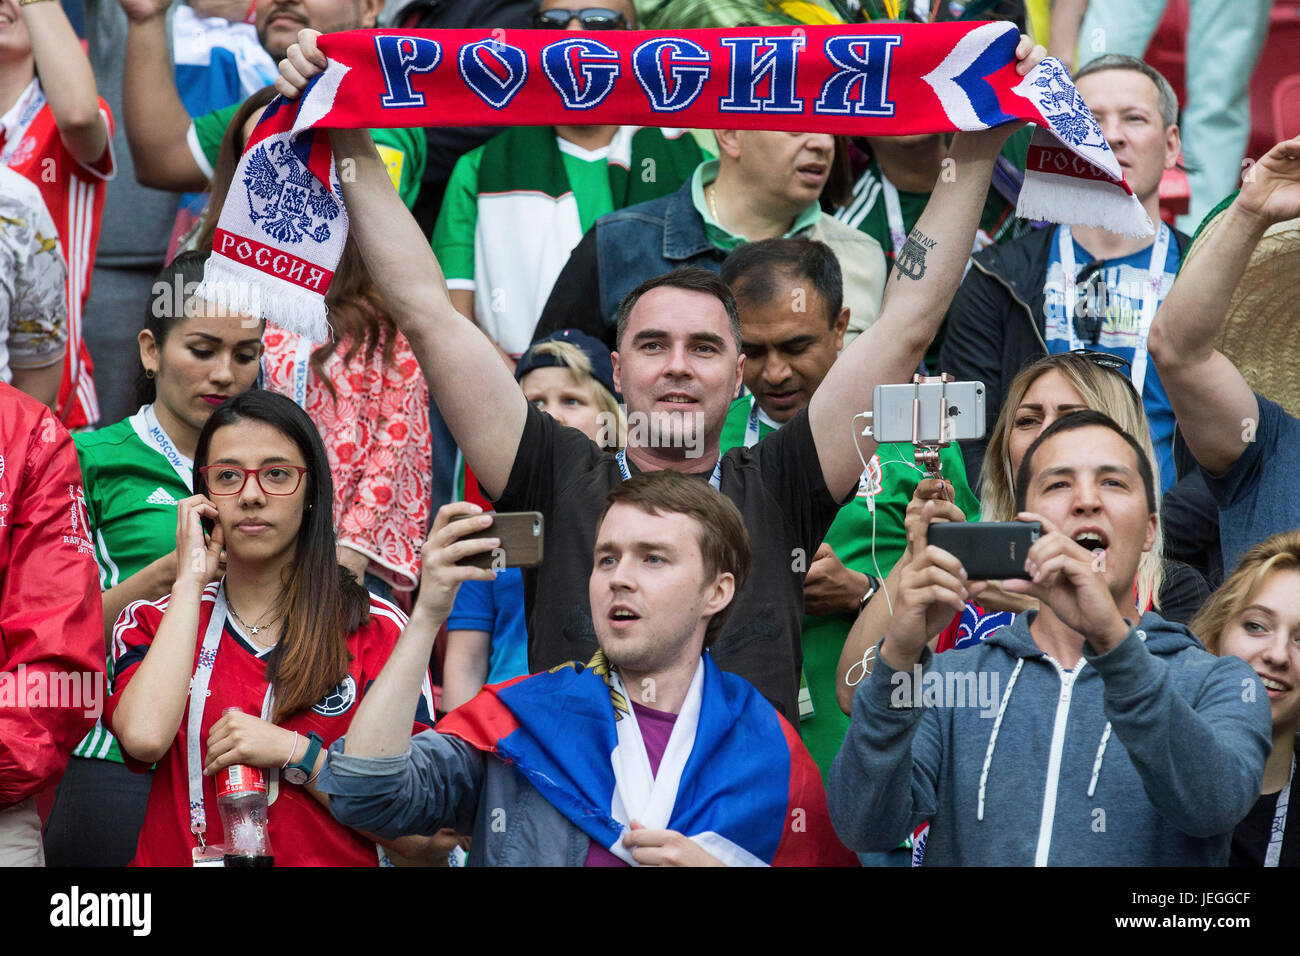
[515,329,620,401]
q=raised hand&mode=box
[117,0,170,23]
[275,29,327,100]
[1237,136,1300,227]
[414,502,500,624]
[1000,511,1131,651]
[902,477,966,564]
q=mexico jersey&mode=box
[72,407,194,762]
[1,79,115,428]
[105,585,436,867]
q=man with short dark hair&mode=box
[716,237,981,776]
[319,474,856,866]
[942,54,1188,491]
[829,410,1270,865]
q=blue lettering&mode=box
[541,38,621,110]
[374,35,442,109]
[459,39,529,110]
[632,37,709,113]
[815,34,901,116]
[718,35,805,113]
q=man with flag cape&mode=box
[318,472,857,866]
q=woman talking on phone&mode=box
[43,252,263,867]
[105,391,440,866]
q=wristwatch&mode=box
[856,575,881,615]
[284,731,324,785]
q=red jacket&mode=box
[0,383,102,806]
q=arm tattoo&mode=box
[894,229,937,282]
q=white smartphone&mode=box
[869,380,987,444]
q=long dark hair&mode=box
[194,391,369,721]
[195,85,398,399]
[136,251,211,406]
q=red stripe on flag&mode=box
[212,228,335,292]
[771,713,859,866]
[436,676,530,753]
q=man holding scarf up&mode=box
[321,473,855,866]
[271,26,1049,724]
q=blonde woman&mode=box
[836,350,1208,714]
[1194,530,1300,866]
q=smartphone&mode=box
[449,511,544,569]
[869,380,986,444]
[927,521,1042,581]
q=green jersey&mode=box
[719,395,980,778]
[433,135,617,284]
[190,104,426,211]
[72,407,193,762]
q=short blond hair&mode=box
[524,339,625,449]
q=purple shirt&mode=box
[584,702,679,866]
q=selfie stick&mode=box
[912,372,953,482]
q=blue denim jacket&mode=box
[593,177,724,323]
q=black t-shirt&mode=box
[1229,760,1298,867]
[494,403,843,721]
[1154,560,1211,626]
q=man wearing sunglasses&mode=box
[940,54,1190,494]
[432,0,707,368]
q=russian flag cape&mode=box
[437,652,857,866]
[200,20,1153,341]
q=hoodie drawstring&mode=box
[1087,722,1112,798]
[977,658,1024,822]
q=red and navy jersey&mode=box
[104,583,434,867]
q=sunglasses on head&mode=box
[532,7,628,28]
[1067,348,1132,375]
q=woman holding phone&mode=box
[43,252,263,867]
[105,391,441,866]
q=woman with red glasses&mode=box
[105,391,444,866]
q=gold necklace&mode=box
[707,183,723,228]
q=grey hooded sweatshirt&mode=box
[828,611,1271,865]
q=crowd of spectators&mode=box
[2,0,1298,869]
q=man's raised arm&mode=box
[1147,136,1300,477]
[118,0,207,191]
[278,33,526,498]
[808,36,1044,501]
